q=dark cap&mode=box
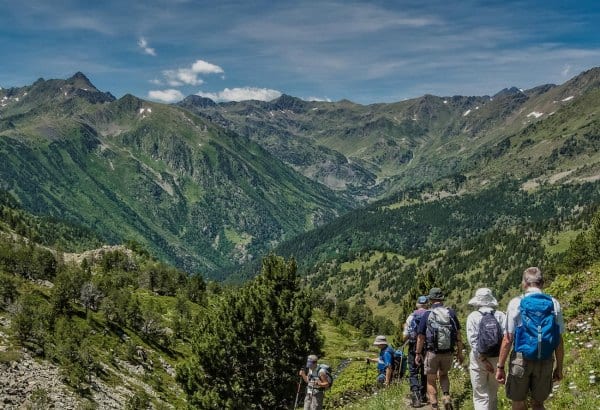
[428,287,444,300]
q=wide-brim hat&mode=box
[428,287,444,300]
[468,288,498,308]
[373,335,388,346]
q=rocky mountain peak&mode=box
[270,94,308,112]
[179,95,217,108]
[493,86,524,98]
[67,72,95,89]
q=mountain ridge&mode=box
[0,75,351,278]
[177,67,600,200]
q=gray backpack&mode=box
[426,307,456,352]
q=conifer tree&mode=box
[177,254,321,409]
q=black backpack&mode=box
[476,311,503,357]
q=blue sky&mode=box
[1,0,599,104]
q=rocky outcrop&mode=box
[0,317,176,409]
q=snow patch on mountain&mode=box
[138,107,152,119]
[527,111,544,118]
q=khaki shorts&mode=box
[424,351,453,375]
[506,353,554,402]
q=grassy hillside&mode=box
[331,262,600,410]
[312,214,600,408]
[0,75,351,278]
[272,180,600,323]
[180,68,600,200]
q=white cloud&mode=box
[191,60,224,74]
[148,89,184,103]
[197,87,281,102]
[161,59,224,86]
[305,96,332,102]
[163,68,204,86]
[138,37,156,56]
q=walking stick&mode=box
[293,378,302,409]
[364,358,369,391]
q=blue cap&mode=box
[417,295,428,304]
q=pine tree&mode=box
[177,254,321,409]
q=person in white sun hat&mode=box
[466,288,506,410]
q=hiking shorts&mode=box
[506,353,554,402]
[424,351,453,375]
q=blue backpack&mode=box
[514,293,560,360]
[377,346,406,383]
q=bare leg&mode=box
[427,373,438,406]
[531,400,545,410]
[439,371,449,394]
[512,401,527,410]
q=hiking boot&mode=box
[421,392,429,403]
[442,394,453,410]
[411,391,421,408]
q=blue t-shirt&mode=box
[377,346,394,373]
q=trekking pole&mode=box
[293,378,302,409]
[364,358,369,391]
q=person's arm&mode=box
[318,370,330,389]
[495,333,513,384]
[553,335,564,382]
[299,368,309,383]
[402,314,412,342]
[385,364,393,386]
[415,334,425,365]
[455,330,465,364]
[451,310,464,364]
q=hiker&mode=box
[495,267,565,410]
[367,335,394,387]
[415,287,464,410]
[299,354,330,410]
[403,295,430,407]
[466,288,506,410]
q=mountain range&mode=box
[0,73,349,278]
[178,67,600,201]
[1,68,599,277]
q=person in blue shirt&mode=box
[367,335,394,386]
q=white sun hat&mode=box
[468,288,498,308]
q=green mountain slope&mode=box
[179,67,600,200]
[0,74,351,278]
[272,179,600,322]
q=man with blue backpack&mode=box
[403,295,430,407]
[495,267,565,410]
[368,335,394,387]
